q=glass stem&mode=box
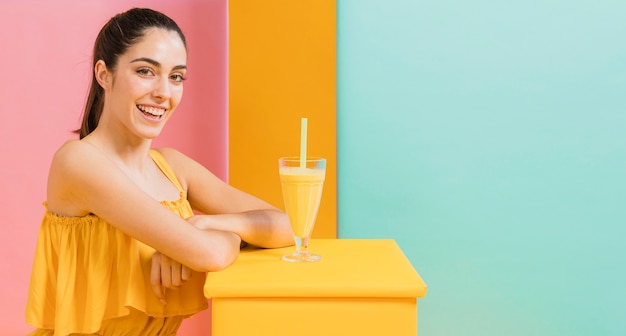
[294,235,310,254]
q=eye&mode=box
[136,68,154,76]
[170,73,187,83]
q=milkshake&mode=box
[279,157,326,262]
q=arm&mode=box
[157,148,294,249]
[46,141,240,272]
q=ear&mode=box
[94,60,112,90]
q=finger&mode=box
[171,260,182,288]
[181,264,192,281]
[160,254,173,288]
[151,253,166,305]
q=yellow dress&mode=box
[25,150,208,336]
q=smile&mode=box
[137,105,166,119]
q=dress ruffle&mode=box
[25,199,208,336]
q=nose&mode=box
[152,76,171,100]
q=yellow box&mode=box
[204,239,428,335]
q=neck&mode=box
[82,129,154,173]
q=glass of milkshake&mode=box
[279,157,326,262]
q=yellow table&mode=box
[204,239,428,336]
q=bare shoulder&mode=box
[153,147,190,164]
[152,147,209,177]
[47,140,122,216]
[52,139,97,164]
[50,140,120,177]
[152,147,224,192]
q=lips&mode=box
[137,105,166,119]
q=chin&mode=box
[138,128,165,140]
[145,132,164,140]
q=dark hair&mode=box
[78,8,187,139]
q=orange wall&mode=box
[228,0,337,238]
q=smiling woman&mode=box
[24,7,294,336]
[91,27,187,141]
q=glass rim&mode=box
[279,156,326,163]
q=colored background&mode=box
[228,0,337,239]
[2,0,625,335]
[0,0,228,334]
[337,0,626,335]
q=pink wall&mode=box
[0,0,227,334]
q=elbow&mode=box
[190,249,236,273]
[204,250,237,272]
[190,234,240,272]
[267,220,296,249]
[252,213,294,249]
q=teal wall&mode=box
[337,1,625,335]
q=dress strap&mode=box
[149,149,185,193]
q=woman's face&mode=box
[100,28,187,140]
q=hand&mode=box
[150,251,192,304]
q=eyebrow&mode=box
[130,57,187,71]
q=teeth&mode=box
[137,105,165,116]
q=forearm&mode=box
[190,210,294,249]
[150,222,241,273]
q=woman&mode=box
[25,8,293,335]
